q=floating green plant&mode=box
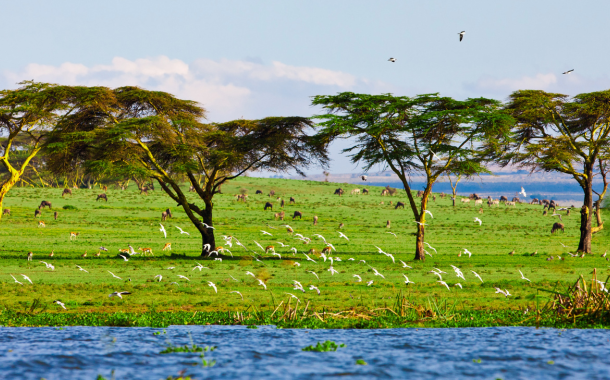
[302,340,345,352]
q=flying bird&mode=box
[108,291,131,299]
[119,254,129,262]
[414,221,427,226]
[424,242,437,254]
[458,31,465,41]
[99,246,108,252]
[328,266,338,275]
[403,274,414,285]
[208,282,217,293]
[438,281,451,291]
[261,230,272,236]
[388,57,396,62]
[562,69,574,75]
[369,265,385,279]
[463,248,473,258]
[471,270,483,282]
[387,232,397,238]
[257,279,267,290]
[353,274,362,282]
[76,265,88,273]
[309,285,321,295]
[20,274,33,284]
[494,287,510,297]
[338,232,349,240]
[40,261,55,271]
[154,275,162,282]
[473,217,482,226]
[53,300,67,309]
[285,293,300,302]
[177,275,190,281]
[230,291,244,300]
[399,260,412,269]
[425,210,433,219]
[293,262,301,267]
[245,271,255,277]
[175,226,190,235]
[159,224,167,238]
[253,241,265,252]
[366,280,374,286]
[308,270,319,280]
[519,270,531,282]
[202,223,215,229]
[519,187,527,197]
[107,271,122,280]
[10,274,23,285]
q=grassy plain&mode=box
[0,177,608,327]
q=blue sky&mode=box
[2,0,609,173]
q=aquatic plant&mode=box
[355,359,367,365]
[160,344,215,354]
[302,340,345,352]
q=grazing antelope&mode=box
[475,199,483,205]
[34,209,42,218]
[138,247,153,256]
[321,247,332,255]
[386,220,391,228]
[461,198,470,204]
[82,251,87,258]
[265,245,275,254]
[506,201,516,207]
[69,232,79,240]
[38,221,46,228]
[49,251,54,257]
[119,248,130,254]
[313,215,318,225]
[286,226,294,234]
[162,243,172,251]
[27,252,33,261]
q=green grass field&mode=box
[0,177,608,325]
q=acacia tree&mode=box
[0,82,79,219]
[502,90,610,253]
[47,86,328,255]
[312,92,511,260]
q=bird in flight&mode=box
[403,274,414,285]
[257,279,267,290]
[471,270,483,282]
[202,223,215,229]
[230,291,244,300]
[519,187,527,197]
[208,281,217,293]
[438,281,451,291]
[10,274,23,285]
[53,300,67,310]
[425,210,433,219]
[107,271,122,280]
[519,270,531,282]
[293,262,301,267]
[399,260,412,269]
[261,230,272,236]
[245,271,255,277]
[108,291,131,299]
[159,224,167,238]
[387,232,397,238]
[353,274,362,282]
[424,242,437,254]
[76,265,88,273]
[463,248,473,258]
[175,226,190,235]
[388,58,396,62]
[309,285,321,295]
[494,287,510,297]
[177,275,190,281]
[119,254,129,262]
[414,221,427,226]
[455,283,463,289]
[338,232,349,241]
[562,69,574,75]
[40,261,55,271]
[154,275,162,282]
[474,217,482,226]
[308,270,319,280]
[366,280,374,286]
[458,31,466,41]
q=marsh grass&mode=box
[302,340,345,352]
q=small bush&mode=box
[62,205,78,210]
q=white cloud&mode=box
[3,56,384,121]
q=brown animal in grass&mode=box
[274,211,285,221]
[313,215,318,225]
[38,220,46,228]
[334,188,344,196]
[566,209,571,216]
[543,210,548,216]
[96,193,108,202]
[264,202,273,210]
[163,243,172,251]
[2,209,10,216]
[386,220,391,228]
[479,208,484,214]
[62,188,72,197]
[416,190,424,198]
[162,211,169,221]
[293,211,303,220]
[34,209,42,218]
[280,199,285,208]
[433,195,436,202]
[286,226,294,234]
[339,223,344,229]
[440,192,446,199]
[381,189,389,196]
[395,201,405,209]
[54,211,58,220]
[551,222,565,234]
[289,197,295,204]
[265,245,275,254]
[389,201,393,205]
[39,201,52,209]
[27,252,33,261]
[321,246,332,255]
[362,189,369,194]
[256,190,263,194]
[269,190,275,197]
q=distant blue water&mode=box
[1,326,609,379]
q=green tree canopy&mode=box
[501,89,610,252]
[312,92,512,260]
[47,86,328,255]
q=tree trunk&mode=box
[592,200,604,234]
[200,204,217,256]
[577,170,594,253]
[414,186,431,261]
[0,173,20,222]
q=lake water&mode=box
[1,326,609,379]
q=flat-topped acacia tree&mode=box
[501,90,610,252]
[312,92,511,261]
[0,82,86,219]
[47,86,328,255]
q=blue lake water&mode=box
[1,326,609,379]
